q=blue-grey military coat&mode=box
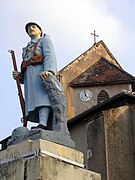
[21,34,57,122]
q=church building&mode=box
[59,40,135,180]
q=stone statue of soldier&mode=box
[13,22,69,134]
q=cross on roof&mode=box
[91,30,99,44]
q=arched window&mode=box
[97,90,109,104]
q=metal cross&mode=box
[91,30,99,44]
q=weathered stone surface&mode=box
[87,113,107,179]
[0,139,101,180]
[0,155,101,180]
[104,106,135,180]
[70,101,135,180]
[0,159,25,180]
[39,155,101,180]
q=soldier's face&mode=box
[27,25,41,38]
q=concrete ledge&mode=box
[0,139,83,166]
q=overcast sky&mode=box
[0,0,135,140]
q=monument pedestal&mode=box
[0,139,101,180]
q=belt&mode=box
[21,54,43,72]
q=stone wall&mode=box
[70,122,87,164]
[87,113,107,180]
[74,83,131,116]
[69,105,135,180]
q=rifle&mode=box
[8,49,27,127]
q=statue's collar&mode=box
[31,37,41,43]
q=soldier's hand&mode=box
[39,71,52,80]
[12,71,20,80]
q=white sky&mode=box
[0,0,135,140]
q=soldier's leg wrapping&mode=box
[38,107,50,126]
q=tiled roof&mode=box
[70,57,135,87]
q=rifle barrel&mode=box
[9,49,27,127]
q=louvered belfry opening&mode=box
[97,90,109,104]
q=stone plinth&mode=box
[104,106,135,180]
[7,128,75,148]
[0,139,101,180]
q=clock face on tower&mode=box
[79,90,92,102]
